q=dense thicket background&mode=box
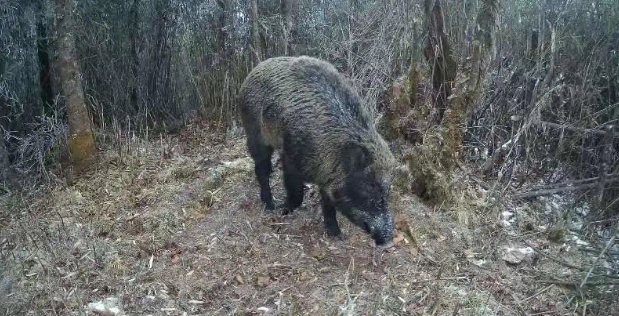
[1,0,617,212]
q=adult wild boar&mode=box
[238,56,397,247]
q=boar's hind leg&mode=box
[320,189,343,239]
[281,152,304,215]
[247,137,275,211]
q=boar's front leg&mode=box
[248,139,275,211]
[320,189,343,239]
[281,152,304,215]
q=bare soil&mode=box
[0,122,615,315]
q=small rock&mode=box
[547,225,566,243]
[500,245,535,265]
[571,235,589,246]
[0,276,12,295]
[87,297,123,316]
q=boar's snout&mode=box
[363,212,395,247]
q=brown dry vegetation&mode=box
[2,121,615,315]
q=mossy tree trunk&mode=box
[55,0,96,173]
[423,0,456,125]
[439,0,498,169]
[417,0,497,170]
[401,0,498,203]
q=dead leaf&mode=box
[395,213,409,230]
[170,248,182,264]
[298,271,309,281]
[464,248,476,258]
[190,209,206,220]
[235,274,244,285]
[393,232,406,245]
[309,246,325,259]
[256,276,270,287]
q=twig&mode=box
[579,222,618,288]
[481,139,512,173]
[538,279,619,287]
[595,125,614,208]
[517,284,553,304]
[514,173,619,198]
[514,182,598,199]
[410,276,469,284]
[538,121,608,136]
[521,240,619,280]
[534,174,619,190]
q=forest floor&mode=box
[0,120,616,315]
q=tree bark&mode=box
[250,0,262,65]
[55,0,96,172]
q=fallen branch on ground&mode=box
[514,173,619,199]
[539,121,609,136]
[538,279,619,288]
[520,240,619,280]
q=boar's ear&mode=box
[342,142,372,173]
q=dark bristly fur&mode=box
[239,56,397,246]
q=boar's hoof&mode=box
[263,201,276,212]
[376,240,394,250]
[274,203,296,216]
[327,231,347,242]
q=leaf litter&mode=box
[0,123,611,315]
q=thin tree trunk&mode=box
[596,126,615,209]
[55,0,96,172]
[129,0,140,114]
[216,0,228,59]
[0,139,9,188]
[250,0,262,65]
[281,0,296,55]
[37,17,53,114]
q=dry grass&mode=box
[0,121,614,315]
